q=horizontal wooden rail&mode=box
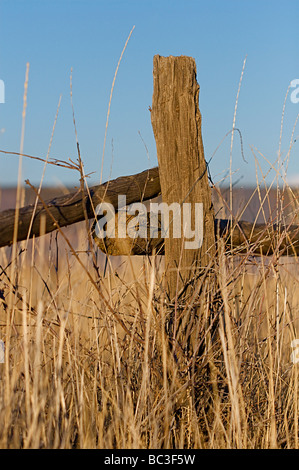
[0,167,160,248]
[0,166,298,256]
[94,215,299,257]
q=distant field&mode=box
[2,184,299,219]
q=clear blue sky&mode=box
[0,0,298,188]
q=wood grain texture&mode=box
[0,167,160,248]
[150,55,215,299]
[1,165,298,257]
[94,215,299,256]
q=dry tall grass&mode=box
[0,47,298,449]
[0,179,298,449]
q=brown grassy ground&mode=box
[0,183,298,449]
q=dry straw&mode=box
[0,44,298,449]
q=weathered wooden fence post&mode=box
[151,55,216,302]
